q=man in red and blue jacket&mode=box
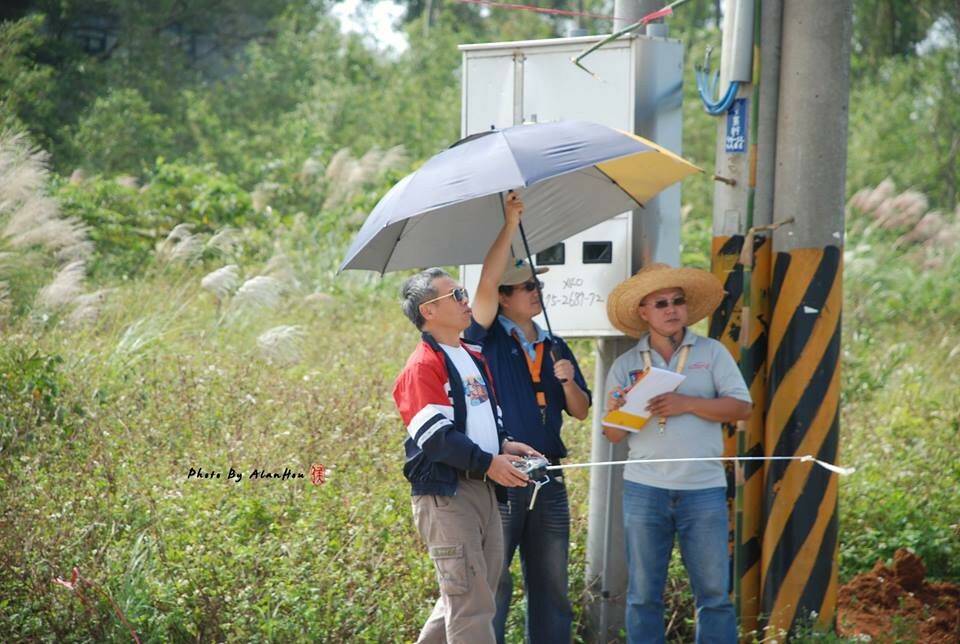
[394,264,540,644]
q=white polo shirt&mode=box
[605,330,752,490]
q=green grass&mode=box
[839,318,960,581]
[1,216,958,642]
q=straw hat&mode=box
[606,263,724,337]
[500,258,549,286]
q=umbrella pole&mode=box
[516,221,555,337]
[517,221,567,380]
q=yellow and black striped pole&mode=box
[709,230,770,634]
[760,0,851,637]
[761,246,842,634]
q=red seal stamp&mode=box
[309,463,327,486]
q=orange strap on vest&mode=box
[515,336,547,409]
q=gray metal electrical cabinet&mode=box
[459,34,684,337]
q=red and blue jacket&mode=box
[393,332,510,497]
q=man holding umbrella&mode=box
[466,192,591,643]
[394,249,541,643]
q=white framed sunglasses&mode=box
[421,287,469,306]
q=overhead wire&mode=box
[453,0,615,21]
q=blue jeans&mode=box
[494,478,572,644]
[622,480,736,644]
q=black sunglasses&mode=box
[643,296,687,309]
[502,279,544,294]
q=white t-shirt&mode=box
[440,344,500,457]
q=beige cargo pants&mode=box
[412,478,504,643]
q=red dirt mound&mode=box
[837,548,959,643]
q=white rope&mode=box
[546,454,855,476]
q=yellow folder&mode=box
[602,367,686,433]
[602,408,652,431]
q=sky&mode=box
[331,0,410,54]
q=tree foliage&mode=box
[0,0,957,218]
[0,0,303,165]
[852,0,959,75]
[0,14,55,137]
[848,44,960,209]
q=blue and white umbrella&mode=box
[339,120,700,274]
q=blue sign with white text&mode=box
[725,98,747,153]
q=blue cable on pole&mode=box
[696,46,740,115]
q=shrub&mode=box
[72,88,176,176]
[56,160,258,278]
[0,344,74,458]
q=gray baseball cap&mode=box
[500,258,549,286]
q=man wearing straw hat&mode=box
[602,263,752,644]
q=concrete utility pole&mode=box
[708,0,783,636]
[584,3,671,643]
[708,0,758,630]
[754,0,782,231]
[762,0,852,637]
[613,0,660,32]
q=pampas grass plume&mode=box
[201,264,240,302]
[232,275,283,313]
[157,223,204,264]
[257,325,305,365]
[262,253,299,289]
[66,289,112,327]
[206,227,239,255]
[862,178,896,214]
[36,260,86,309]
[895,211,945,247]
